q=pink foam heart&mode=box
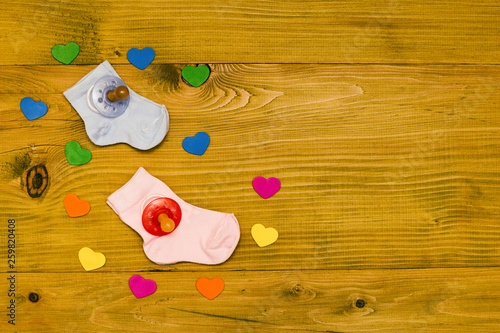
[252,176,281,199]
[129,275,157,298]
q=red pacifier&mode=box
[142,197,182,236]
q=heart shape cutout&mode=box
[129,275,157,298]
[78,247,106,271]
[252,176,281,199]
[196,277,224,300]
[127,47,155,70]
[251,224,279,247]
[52,42,80,65]
[182,132,210,156]
[20,97,47,121]
[64,193,90,217]
[182,65,210,87]
[65,141,92,165]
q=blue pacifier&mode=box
[87,76,130,118]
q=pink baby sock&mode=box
[107,167,240,265]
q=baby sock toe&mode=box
[209,214,240,249]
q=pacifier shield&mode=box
[142,197,182,236]
[88,76,130,118]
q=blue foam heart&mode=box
[20,97,48,121]
[182,132,210,156]
[127,47,155,70]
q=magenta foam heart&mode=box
[252,176,281,199]
[129,275,157,298]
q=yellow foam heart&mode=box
[251,224,278,247]
[78,247,106,271]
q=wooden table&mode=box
[1,1,500,331]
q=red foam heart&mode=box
[64,193,90,217]
[196,277,224,300]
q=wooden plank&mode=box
[1,64,500,272]
[1,268,500,332]
[0,0,499,65]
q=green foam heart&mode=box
[182,65,210,87]
[65,141,92,165]
[52,42,80,65]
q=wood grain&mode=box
[0,0,499,65]
[1,268,500,332]
[1,64,500,273]
[1,1,500,330]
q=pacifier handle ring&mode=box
[107,86,129,102]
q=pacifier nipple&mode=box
[158,213,175,232]
[87,76,130,118]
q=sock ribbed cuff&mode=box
[107,167,159,216]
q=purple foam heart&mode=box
[252,176,281,199]
[129,275,157,298]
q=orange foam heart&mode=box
[64,193,90,217]
[196,277,224,300]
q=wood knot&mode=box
[278,282,316,302]
[28,292,40,303]
[355,299,365,308]
[291,284,305,295]
[149,64,181,90]
[344,294,376,317]
[26,164,49,198]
